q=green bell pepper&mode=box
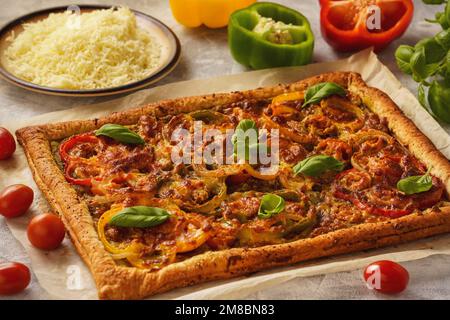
[428,80,450,123]
[228,2,314,70]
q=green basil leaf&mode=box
[247,142,270,161]
[397,169,433,195]
[410,47,428,82]
[418,83,428,109]
[437,11,450,29]
[232,119,258,143]
[109,206,170,228]
[395,45,415,75]
[428,80,450,123]
[302,82,347,108]
[233,119,259,161]
[435,29,450,51]
[95,124,144,145]
[234,142,267,162]
[425,63,441,77]
[258,194,285,219]
[236,119,257,133]
[415,37,446,64]
[445,50,450,76]
[293,155,344,177]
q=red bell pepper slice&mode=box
[333,169,412,218]
[59,133,101,163]
[64,162,95,187]
[320,0,414,52]
[333,189,411,218]
[64,160,105,187]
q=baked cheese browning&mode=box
[56,83,447,271]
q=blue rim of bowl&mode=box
[0,4,181,96]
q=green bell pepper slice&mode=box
[228,2,314,70]
[428,80,450,124]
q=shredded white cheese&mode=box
[4,7,162,89]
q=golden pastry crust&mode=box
[16,72,450,299]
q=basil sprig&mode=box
[109,206,170,228]
[397,168,433,195]
[302,82,347,108]
[394,5,450,124]
[258,194,285,219]
[293,155,344,177]
[95,124,144,145]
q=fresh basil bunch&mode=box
[395,0,450,123]
[302,82,347,108]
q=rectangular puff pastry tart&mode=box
[16,72,450,299]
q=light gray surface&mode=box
[1,0,450,300]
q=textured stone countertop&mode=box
[1,0,450,300]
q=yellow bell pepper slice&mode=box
[97,204,176,270]
[97,204,139,255]
[169,0,256,29]
[272,91,305,104]
[97,202,213,269]
[244,163,278,181]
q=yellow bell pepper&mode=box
[169,0,256,29]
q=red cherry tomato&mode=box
[27,213,66,250]
[0,184,34,218]
[0,127,16,160]
[0,262,31,295]
[363,260,409,294]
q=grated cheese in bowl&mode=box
[4,7,162,90]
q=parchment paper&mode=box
[1,49,450,300]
